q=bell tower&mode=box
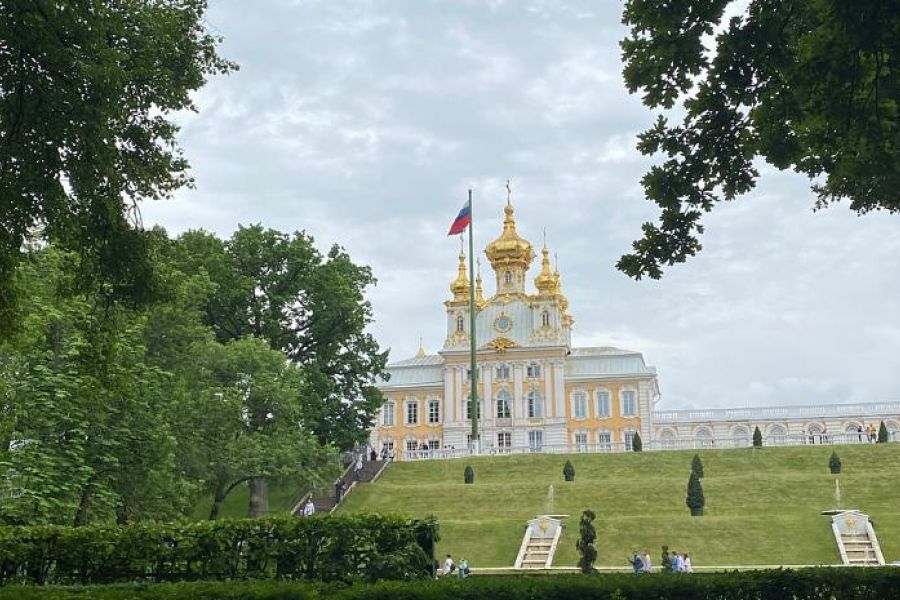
[484,186,534,296]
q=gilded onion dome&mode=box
[449,249,470,300]
[534,245,556,295]
[484,201,535,271]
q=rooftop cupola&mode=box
[449,249,470,301]
[484,186,534,294]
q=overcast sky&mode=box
[143,0,899,411]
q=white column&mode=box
[444,369,453,423]
[481,362,492,424]
[544,363,554,417]
[454,366,464,422]
[553,361,565,417]
[513,362,524,421]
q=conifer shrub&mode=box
[753,426,763,448]
[576,510,597,573]
[464,465,474,484]
[686,472,705,516]
[632,431,643,452]
[691,454,704,478]
[563,460,575,482]
[829,451,842,475]
[660,545,672,572]
[878,421,889,443]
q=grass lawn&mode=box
[188,475,331,521]
[338,444,900,569]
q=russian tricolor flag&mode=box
[447,200,471,235]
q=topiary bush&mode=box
[691,454,704,479]
[464,465,474,484]
[632,431,643,452]
[686,472,705,516]
[563,460,575,482]
[752,426,763,448]
[878,421,889,443]
[576,510,597,574]
[829,451,842,475]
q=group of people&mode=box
[441,554,470,578]
[629,550,693,573]
[858,424,881,443]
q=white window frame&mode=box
[595,389,611,418]
[526,362,541,379]
[504,270,512,284]
[621,389,637,417]
[496,389,511,419]
[528,430,543,452]
[497,431,512,452]
[527,388,543,418]
[574,431,589,453]
[495,364,511,380]
[624,429,636,451]
[456,315,464,332]
[572,390,588,419]
[464,395,481,421]
[405,399,418,425]
[597,430,612,451]
[541,310,550,327]
[427,398,440,424]
[382,401,395,426]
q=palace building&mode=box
[369,201,900,459]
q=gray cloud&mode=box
[144,0,900,410]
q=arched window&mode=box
[527,389,543,418]
[456,315,464,332]
[732,426,749,448]
[695,427,713,448]
[504,270,512,284]
[541,310,550,327]
[807,423,823,445]
[496,389,511,419]
[659,428,677,449]
[768,425,787,445]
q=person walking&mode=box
[443,554,455,576]
[629,551,644,574]
[334,478,345,503]
[642,551,652,573]
[683,553,693,573]
[302,498,315,517]
[458,558,470,579]
[671,551,683,573]
[354,453,363,480]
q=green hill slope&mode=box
[338,444,900,568]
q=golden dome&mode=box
[484,201,534,270]
[449,249,470,299]
[534,245,556,295]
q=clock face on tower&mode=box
[494,315,513,333]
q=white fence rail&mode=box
[399,433,898,461]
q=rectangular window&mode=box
[497,432,511,449]
[427,439,440,450]
[495,364,511,380]
[597,432,612,451]
[380,440,394,458]
[596,391,611,418]
[528,430,543,452]
[622,390,636,417]
[406,440,419,453]
[382,403,395,426]
[406,401,418,425]
[428,399,440,423]
[465,398,481,420]
[624,431,635,451]
[526,363,541,378]
[573,392,587,419]
[575,432,588,452]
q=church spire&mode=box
[484,181,535,294]
[449,246,470,301]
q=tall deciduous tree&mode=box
[0,0,234,337]
[618,0,899,279]
[172,226,389,450]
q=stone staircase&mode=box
[292,458,389,516]
[828,510,885,566]
[514,515,563,570]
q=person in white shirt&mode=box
[443,554,455,576]
[672,552,684,572]
[683,553,693,572]
[302,499,315,516]
[642,551,652,573]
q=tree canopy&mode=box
[618,0,899,279]
[0,0,234,337]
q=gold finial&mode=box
[475,258,485,306]
[416,337,426,358]
[506,179,512,206]
[534,243,555,294]
[450,247,470,299]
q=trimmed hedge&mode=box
[2,569,900,599]
[0,515,434,586]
